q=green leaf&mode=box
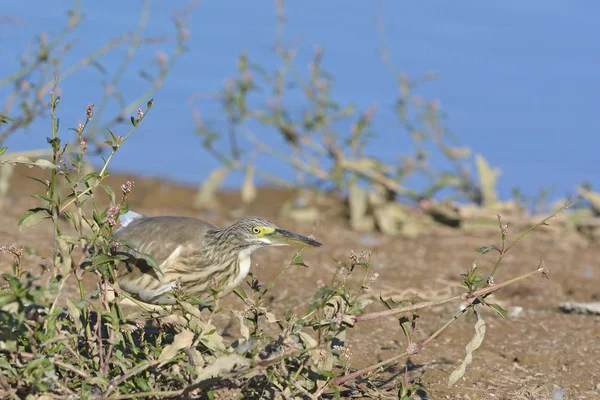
[117,239,163,277]
[355,298,373,310]
[0,292,16,307]
[134,376,150,391]
[475,245,499,254]
[46,137,61,153]
[93,209,101,225]
[93,254,117,266]
[233,287,247,300]
[18,208,51,227]
[290,253,309,268]
[99,184,115,203]
[81,172,100,183]
[85,377,109,389]
[30,193,54,202]
[0,114,12,124]
[107,129,118,144]
[316,369,335,379]
[0,147,6,156]
[66,299,83,332]
[62,210,76,227]
[27,175,49,186]
[379,294,407,310]
[487,303,507,318]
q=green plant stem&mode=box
[264,248,305,294]
[413,307,470,354]
[57,149,115,214]
[488,196,572,278]
[59,107,151,214]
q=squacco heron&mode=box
[111,212,322,305]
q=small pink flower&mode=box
[105,204,121,227]
[86,104,95,121]
[121,180,134,195]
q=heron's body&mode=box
[112,212,321,305]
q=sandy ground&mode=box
[1,167,599,399]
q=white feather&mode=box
[118,210,144,228]
[227,247,255,291]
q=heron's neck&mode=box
[203,228,260,265]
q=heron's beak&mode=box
[269,228,323,247]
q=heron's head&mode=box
[230,216,322,249]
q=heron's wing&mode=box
[113,216,215,279]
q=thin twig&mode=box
[353,295,461,324]
[106,360,160,396]
[331,351,407,387]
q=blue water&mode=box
[1,1,599,203]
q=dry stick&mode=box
[333,266,548,387]
[476,264,547,297]
[353,295,460,324]
[332,351,408,388]
[289,376,316,400]
[354,265,547,325]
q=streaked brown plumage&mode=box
[112,212,322,305]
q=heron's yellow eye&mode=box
[252,226,261,234]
